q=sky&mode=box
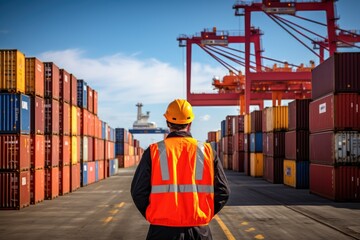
[1,0,359,148]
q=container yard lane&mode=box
[1,167,360,240]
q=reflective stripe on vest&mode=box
[153,141,210,193]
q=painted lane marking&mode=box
[245,227,255,232]
[104,216,113,224]
[240,221,249,226]
[254,234,265,239]
[214,215,236,240]
[116,202,125,208]
[109,209,119,215]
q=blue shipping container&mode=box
[81,162,88,187]
[115,142,125,155]
[0,93,31,134]
[250,132,263,153]
[101,121,106,140]
[95,161,99,182]
[110,127,115,142]
[296,161,309,189]
[77,79,88,108]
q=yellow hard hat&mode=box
[164,99,194,124]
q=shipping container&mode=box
[60,136,71,166]
[87,161,95,185]
[87,85,93,113]
[45,167,59,200]
[232,151,245,172]
[44,62,60,100]
[109,159,118,176]
[0,171,30,209]
[285,130,310,161]
[310,164,360,202]
[288,99,311,131]
[81,162,88,187]
[309,93,360,133]
[25,57,44,97]
[264,106,288,132]
[0,49,25,93]
[80,136,88,162]
[263,156,283,184]
[312,52,360,99]
[262,131,286,158]
[310,131,360,165]
[115,128,129,143]
[31,96,44,134]
[30,168,44,204]
[93,89,98,115]
[30,134,45,170]
[0,93,31,134]
[250,110,262,133]
[45,135,59,167]
[283,160,309,189]
[71,105,78,136]
[44,98,59,134]
[59,102,70,135]
[250,132,263,153]
[70,74,77,105]
[244,114,251,134]
[250,153,263,177]
[233,132,245,152]
[59,69,71,103]
[77,79,88,108]
[70,163,80,192]
[59,165,70,195]
[71,136,78,165]
[0,134,30,171]
[94,138,105,161]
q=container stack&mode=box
[309,52,360,202]
[284,99,311,189]
[231,115,245,172]
[249,110,263,177]
[206,130,221,159]
[262,106,288,184]
[26,57,45,204]
[221,116,236,170]
[115,128,133,169]
[243,113,251,175]
[0,49,31,209]
[104,123,116,179]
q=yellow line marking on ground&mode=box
[103,216,113,224]
[254,234,265,239]
[116,202,125,208]
[214,215,236,240]
[245,227,256,232]
[240,221,249,226]
[109,209,119,215]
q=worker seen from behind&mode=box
[131,99,230,240]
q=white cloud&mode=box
[200,114,211,121]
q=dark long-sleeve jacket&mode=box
[130,131,230,219]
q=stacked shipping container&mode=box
[249,110,263,177]
[309,52,360,202]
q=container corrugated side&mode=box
[30,168,44,204]
[77,79,87,108]
[70,74,77,105]
[283,159,309,189]
[59,165,70,195]
[0,171,30,209]
[25,57,44,97]
[45,167,59,200]
[309,93,360,133]
[87,161,95,185]
[263,156,283,184]
[70,163,80,192]
[31,96,44,134]
[44,62,60,100]
[98,160,105,181]
[60,136,71,166]
[71,105,78,136]
[30,134,45,170]
[59,102,70,135]
[312,52,360,99]
[45,135,59,167]
[93,89,98,115]
[288,99,311,131]
[310,131,360,165]
[285,130,310,161]
[0,134,30,171]
[0,50,25,93]
[44,98,59,134]
[87,85,94,113]
[59,69,71,103]
[265,106,288,132]
[232,151,245,172]
[250,110,262,133]
[263,131,285,157]
[0,93,31,134]
[250,153,263,177]
[244,114,251,134]
[250,132,263,153]
[71,136,78,165]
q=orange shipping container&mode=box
[71,105,78,136]
[30,168,44,205]
[0,49,25,93]
[25,57,44,97]
[31,134,45,170]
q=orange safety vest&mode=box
[146,137,215,227]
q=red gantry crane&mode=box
[178,0,360,114]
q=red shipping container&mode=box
[232,151,245,172]
[310,164,360,202]
[59,69,71,103]
[244,151,250,176]
[25,57,44,97]
[45,98,59,134]
[31,134,45,170]
[263,156,284,184]
[87,85,94,113]
[70,74,77,105]
[70,163,80,192]
[225,115,236,136]
[104,159,109,178]
[0,134,30,171]
[45,135,59,167]
[87,136,94,161]
[310,131,360,165]
[59,165,70,195]
[88,161,96,185]
[309,93,360,133]
[233,132,244,152]
[88,112,95,137]
[285,130,310,161]
[45,167,59,200]
[81,108,89,136]
[98,160,104,180]
[59,102,70,135]
[60,136,71,166]
[288,99,311,131]
[94,138,105,160]
[93,89,98,115]
[312,52,360,99]
[0,171,30,209]
[30,168,44,204]
[31,96,45,134]
[44,62,60,100]
[263,132,286,158]
[250,110,262,133]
